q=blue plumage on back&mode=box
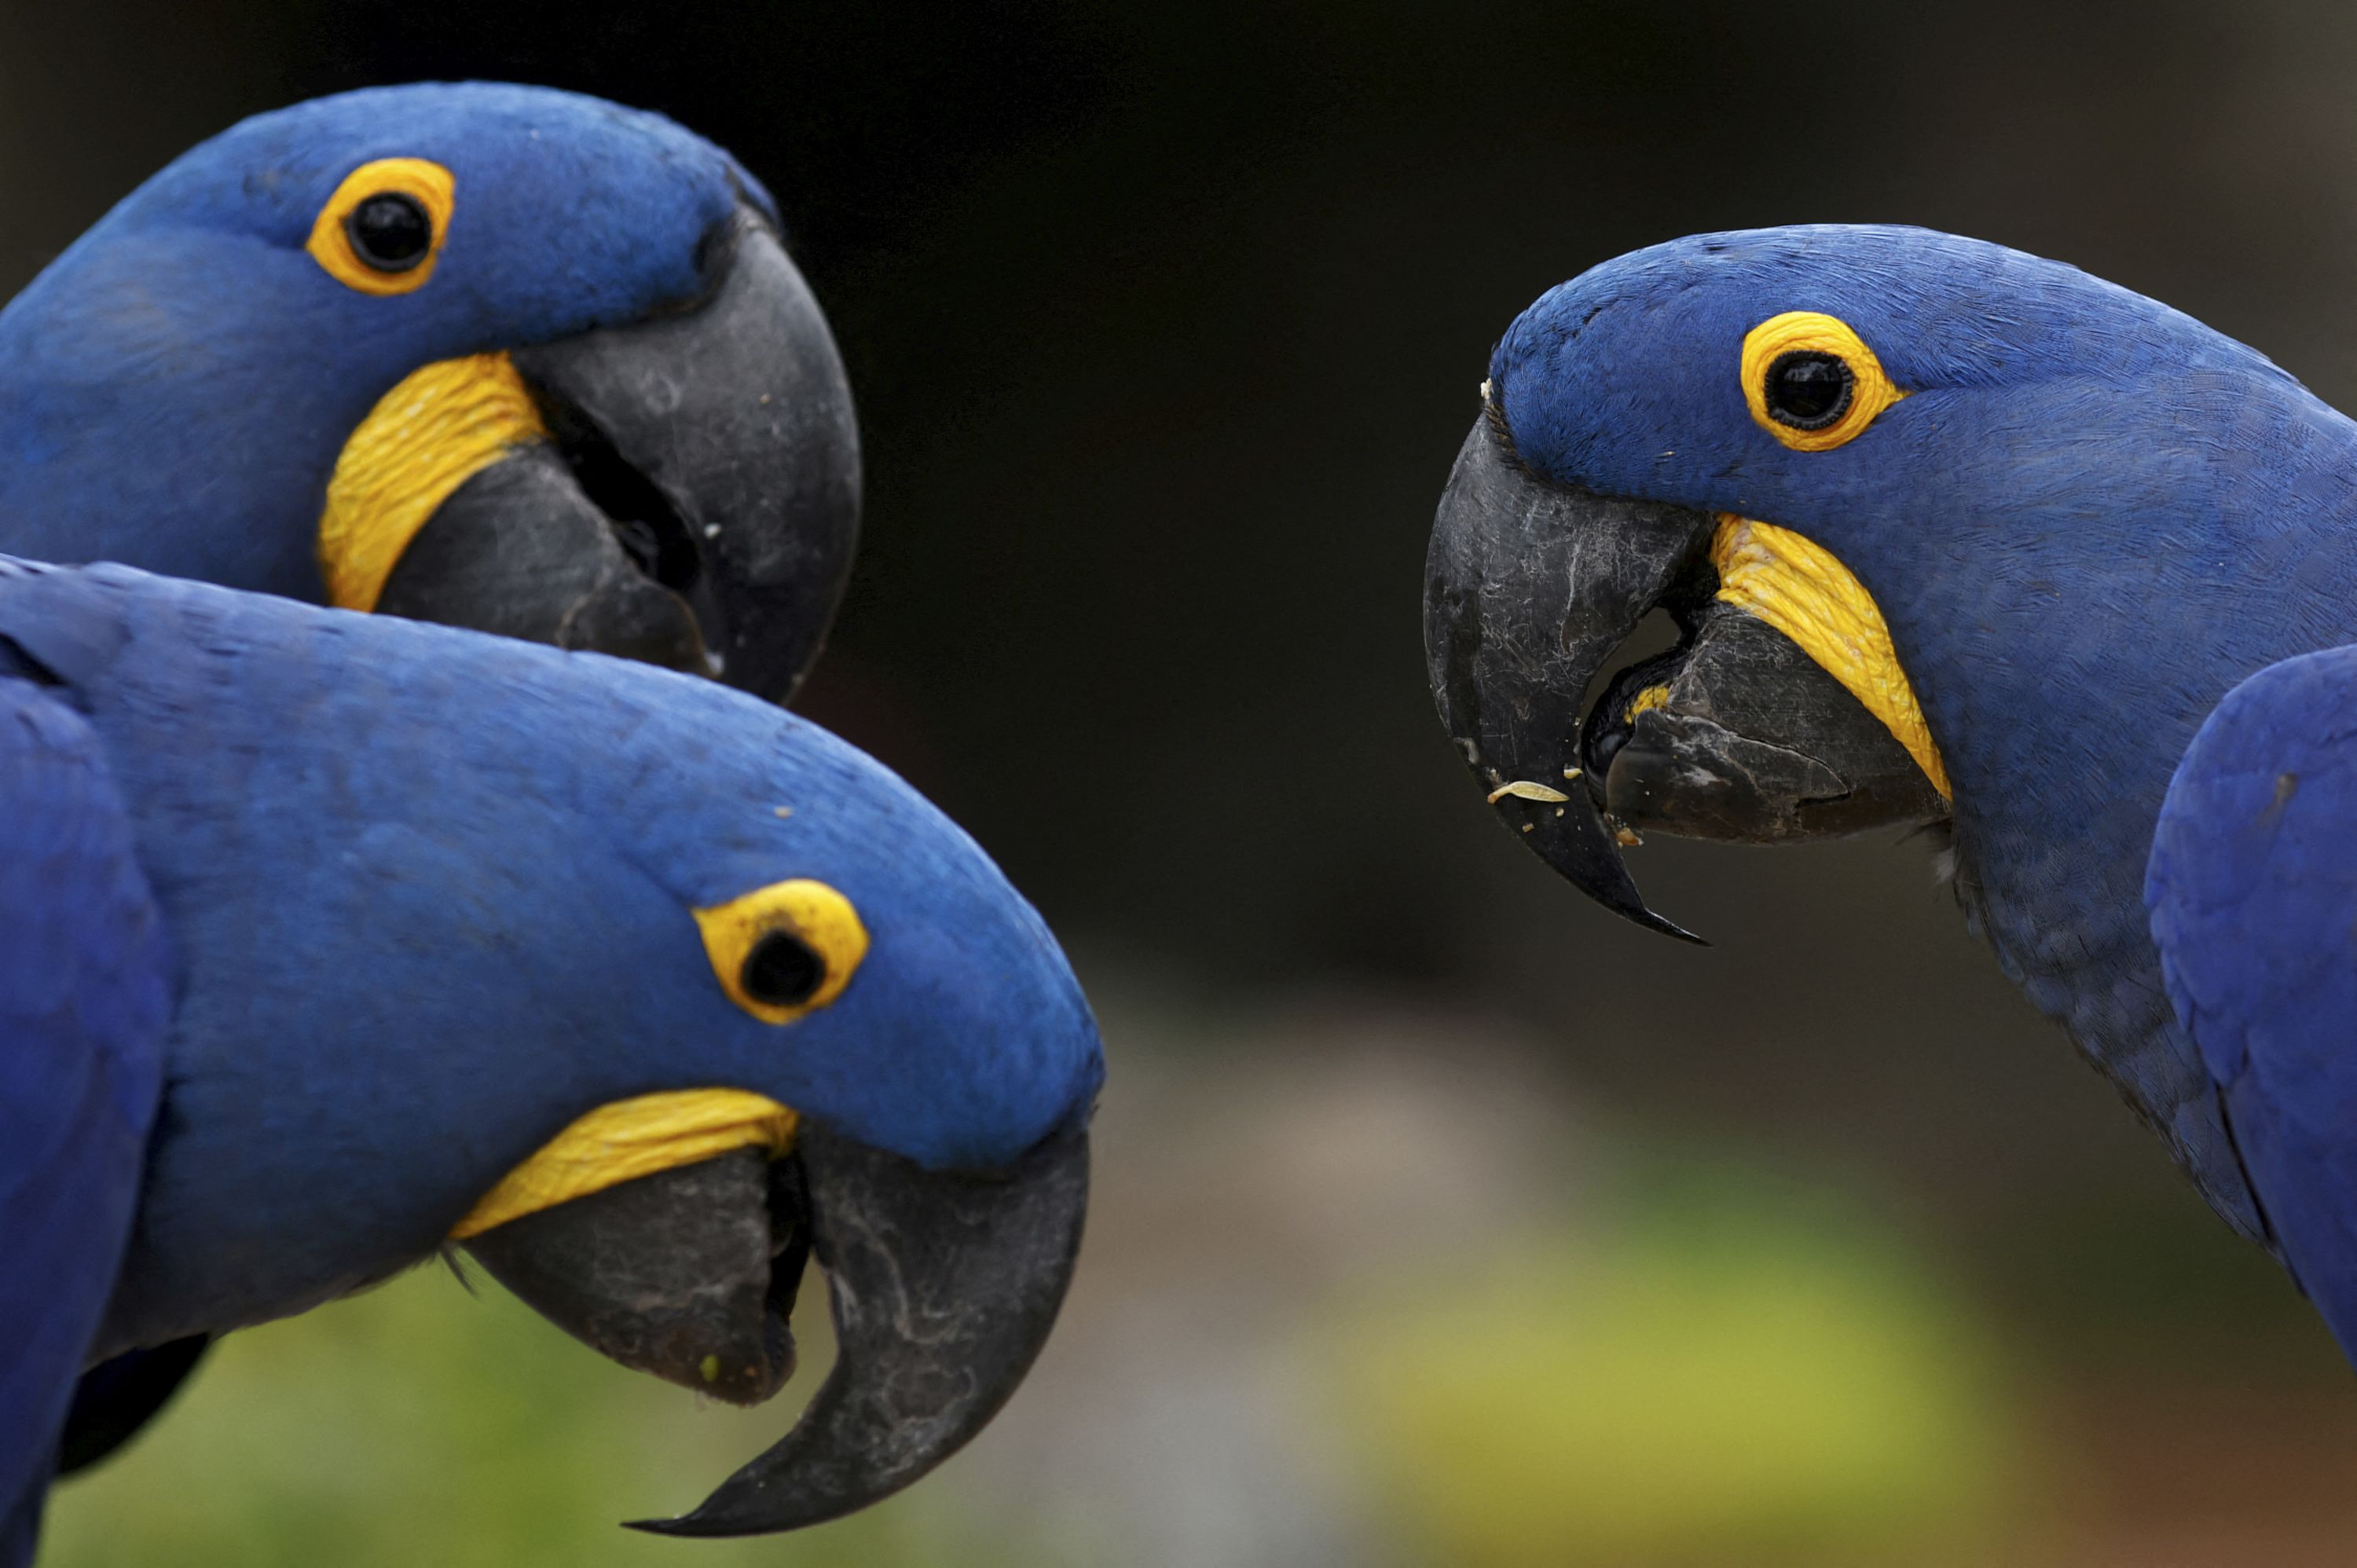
[0,673,170,1558]
[2150,648,2357,1352]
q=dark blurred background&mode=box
[20,3,2357,1563]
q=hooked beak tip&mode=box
[1426,416,1725,941]
[625,1123,1091,1537]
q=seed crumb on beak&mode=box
[1486,780,1571,804]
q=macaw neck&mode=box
[0,239,392,602]
[1858,408,2357,1240]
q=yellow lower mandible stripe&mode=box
[1710,515,1952,800]
[450,1089,800,1240]
[317,352,548,613]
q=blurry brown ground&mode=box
[16,3,2357,1563]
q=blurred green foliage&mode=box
[46,1152,2040,1568]
[1322,1160,2030,1567]
[41,1130,2357,1567]
[43,1264,976,1568]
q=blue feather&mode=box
[2150,647,2357,1348]
[0,674,170,1559]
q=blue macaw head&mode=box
[5,561,1097,1534]
[1425,225,2357,1229]
[0,82,859,702]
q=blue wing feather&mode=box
[0,672,169,1558]
[2149,645,2357,1348]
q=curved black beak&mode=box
[1424,419,1716,940]
[464,1121,1089,1536]
[1424,414,1945,938]
[376,207,860,704]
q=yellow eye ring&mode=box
[306,157,456,297]
[1740,311,1906,452]
[695,878,868,1025]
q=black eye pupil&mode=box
[345,192,434,273]
[741,929,826,1008]
[1764,350,1855,430]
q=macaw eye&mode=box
[345,192,434,273]
[1762,350,1853,430]
[306,157,456,297]
[741,929,826,1009]
[695,877,869,1024]
[1739,312,1907,452]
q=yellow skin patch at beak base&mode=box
[450,1089,799,1240]
[317,352,548,612]
[1710,515,1952,800]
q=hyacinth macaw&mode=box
[1424,223,2357,1354]
[7,79,868,1481]
[0,82,859,702]
[0,558,1099,1563]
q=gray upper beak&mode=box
[1424,419,1715,940]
